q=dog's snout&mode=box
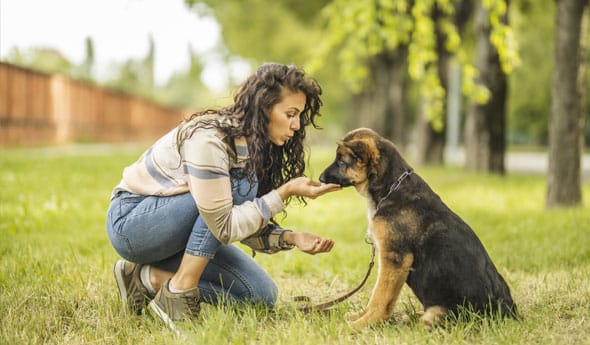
[319,168,344,185]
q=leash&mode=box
[296,237,375,314]
[295,169,412,314]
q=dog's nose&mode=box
[319,172,326,183]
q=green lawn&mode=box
[1,145,589,345]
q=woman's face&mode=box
[267,90,306,146]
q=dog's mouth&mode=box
[335,180,355,187]
[319,173,355,187]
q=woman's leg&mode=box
[199,244,278,308]
[107,192,218,290]
[106,191,201,313]
[107,191,199,265]
[107,170,276,313]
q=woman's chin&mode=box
[270,139,286,146]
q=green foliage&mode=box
[3,34,210,111]
[483,0,521,74]
[308,0,413,92]
[104,58,154,99]
[1,145,589,344]
[4,46,75,76]
[310,0,521,129]
[507,0,553,145]
[80,37,95,81]
[154,48,212,109]
[186,0,351,132]
[190,0,322,66]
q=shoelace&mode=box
[184,296,201,316]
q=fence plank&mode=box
[0,62,186,147]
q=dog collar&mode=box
[375,169,413,211]
[393,169,413,191]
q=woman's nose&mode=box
[291,116,301,130]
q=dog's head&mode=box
[319,128,384,189]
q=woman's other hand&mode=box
[284,232,335,255]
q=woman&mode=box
[106,63,341,327]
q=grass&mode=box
[1,144,589,345]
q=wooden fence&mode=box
[0,62,186,147]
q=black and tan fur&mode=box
[319,128,517,328]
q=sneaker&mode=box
[113,260,154,315]
[148,279,201,329]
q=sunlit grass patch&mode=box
[1,144,589,344]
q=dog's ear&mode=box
[343,139,379,168]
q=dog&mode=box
[319,128,517,329]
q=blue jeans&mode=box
[106,170,278,308]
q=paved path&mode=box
[447,149,590,182]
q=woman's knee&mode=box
[248,275,278,308]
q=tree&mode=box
[311,0,518,164]
[464,0,510,173]
[349,49,410,150]
[156,46,211,109]
[5,47,74,75]
[415,0,474,165]
[185,0,348,130]
[105,36,157,99]
[188,0,327,66]
[546,0,588,208]
[145,34,155,90]
[80,36,95,81]
[508,0,555,145]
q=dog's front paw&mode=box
[347,310,389,329]
[345,309,366,322]
[349,316,372,329]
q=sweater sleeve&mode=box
[182,131,285,244]
[240,224,295,254]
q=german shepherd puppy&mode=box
[319,128,517,329]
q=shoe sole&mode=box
[113,260,129,309]
[148,300,181,336]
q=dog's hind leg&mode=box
[421,306,448,330]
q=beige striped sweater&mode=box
[112,115,287,247]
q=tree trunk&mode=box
[464,0,508,174]
[446,0,474,164]
[414,76,446,165]
[415,112,446,165]
[350,49,409,151]
[547,0,588,208]
[415,0,473,166]
[414,7,451,166]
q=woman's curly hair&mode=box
[176,63,323,205]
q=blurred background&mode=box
[1,0,588,207]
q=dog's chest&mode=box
[365,200,378,244]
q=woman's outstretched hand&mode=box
[277,177,341,200]
[284,232,334,255]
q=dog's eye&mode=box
[337,159,346,168]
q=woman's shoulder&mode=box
[178,116,236,153]
[178,114,226,139]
